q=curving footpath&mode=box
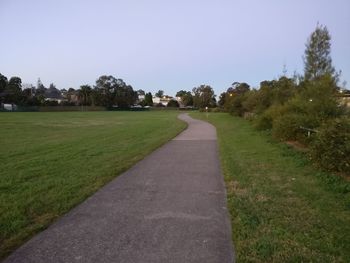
[4,113,234,263]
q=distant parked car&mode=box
[131,105,142,108]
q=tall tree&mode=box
[218,92,227,107]
[176,90,193,106]
[192,85,216,108]
[155,90,164,98]
[115,84,137,108]
[78,85,92,105]
[95,75,119,107]
[0,73,8,93]
[0,73,8,103]
[144,92,153,106]
[230,82,250,95]
[167,99,179,107]
[4,77,22,104]
[304,24,336,81]
[95,75,136,107]
[223,82,250,115]
[137,89,145,96]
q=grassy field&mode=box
[0,111,186,259]
[191,112,350,262]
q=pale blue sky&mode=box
[1,0,349,96]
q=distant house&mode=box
[152,95,174,106]
[339,94,350,107]
[45,86,66,104]
[62,89,79,105]
[138,94,145,101]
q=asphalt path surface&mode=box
[5,113,234,263]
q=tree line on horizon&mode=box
[0,73,218,109]
[0,75,138,108]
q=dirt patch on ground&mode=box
[285,141,309,152]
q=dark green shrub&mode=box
[272,114,307,141]
[254,105,288,130]
[272,113,319,143]
[167,100,179,107]
[255,113,273,130]
[310,117,350,173]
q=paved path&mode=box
[5,113,234,263]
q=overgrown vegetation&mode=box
[310,117,350,172]
[0,111,186,259]
[191,112,350,262]
[219,24,349,174]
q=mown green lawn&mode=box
[191,112,350,262]
[0,111,186,259]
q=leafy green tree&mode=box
[95,75,119,106]
[242,90,260,113]
[223,82,250,115]
[218,92,227,107]
[248,78,295,115]
[137,89,145,96]
[4,77,22,104]
[273,77,296,105]
[265,74,344,141]
[155,90,164,98]
[176,90,193,106]
[115,85,137,108]
[78,85,92,106]
[21,85,41,106]
[192,85,216,108]
[167,99,179,107]
[304,24,336,81]
[0,73,8,93]
[94,75,136,107]
[230,82,250,95]
[0,73,8,103]
[292,74,343,122]
[175,90,186,97]
[144,92,153,106]
[7,77,22,90]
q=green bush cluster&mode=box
[310,118,350,173]
[272,114,307,141]
[222,74,349,173]
[219,24,349,173]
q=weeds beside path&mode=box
[191,112,350,262]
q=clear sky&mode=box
[1,0,349,96]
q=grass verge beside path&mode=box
[191,112,350,262]
[0,111,186,259]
